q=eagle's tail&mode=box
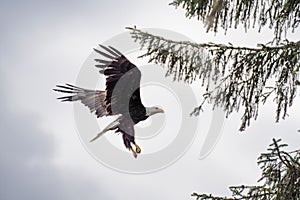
[53,84,108,118]
[89,114,122,142]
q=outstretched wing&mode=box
[53,84,108,118]
[94,45,145,116]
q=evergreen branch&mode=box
[127,27,300,131]
[127,27,300,52]
[191,192,234,200]
[192,139,300,200]
[170,0,300,43]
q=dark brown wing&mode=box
[53,84,107,118]
[94,45,145,116]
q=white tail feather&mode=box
[89,130,106,142]
[89,115,122,143]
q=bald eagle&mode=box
[54,45,164,158]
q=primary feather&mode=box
[54,45,164,158]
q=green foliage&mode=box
[126,1,300,199]
[170,0,300,42]
[191,139,300,200]
[126,1,300,131]
[127,27,300,131]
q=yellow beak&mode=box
[157,108,164,113]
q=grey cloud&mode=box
[0,79,113,200]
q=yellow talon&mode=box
[130,147,137,158]
[135,144,141,154]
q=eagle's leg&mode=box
[122,132,140,158]
[130,147,137,158]
[134,143,141,154]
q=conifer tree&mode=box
[191,139,300,200]
[127,2,300,198]
[127,0,300,131]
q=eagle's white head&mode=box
[146,106,164,116]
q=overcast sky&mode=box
[0,1,299,200]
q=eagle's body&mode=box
[54,45,164,158]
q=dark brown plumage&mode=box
[54,45,164,158]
